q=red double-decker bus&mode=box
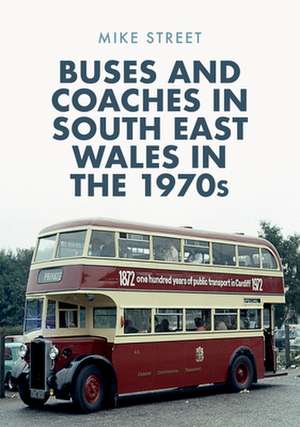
[13,218,285,413]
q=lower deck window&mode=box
[124,308,151,333]
[186,309,211,331]
[214,309,237,330]
[240,309,261,329]
[155,309,183,332]
[93,307,116,328]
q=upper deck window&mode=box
[119,233,150,260]
[153,236,181,262]
[35,234,56,262]
[212,243,236,266]
[184,240,210,264]
[89,230,115,257]
[56,231,86,258]
[238,246,260,268]
[261,248,277,269]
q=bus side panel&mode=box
[182,336,264,387]
[183,339,211,385]
[202,336,265,383]
[152,341,186,389]
[113,336,264,394]
[112,342,155,393]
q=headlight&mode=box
[49,345,59,360]
[19,343,28,358]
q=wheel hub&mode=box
[84,374,101,404]
[236,363,249,385]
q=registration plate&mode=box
[30,389,46,399]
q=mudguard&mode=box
[55,354,117,401]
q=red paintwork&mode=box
[47,336,112,372]
[112,336,265,394]
[31,334,264,395]
[84,374,101,404]
[235,362,249,385]
[27,264,284,295]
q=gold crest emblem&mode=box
[195,346,204,362]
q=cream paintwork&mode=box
[32,224,281,271]
[24,290,277,344]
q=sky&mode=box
[1,0,299,251]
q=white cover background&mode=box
[1,0,299,249]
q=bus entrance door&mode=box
[263,304,276,372]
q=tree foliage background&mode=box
[259,222,300,326]
[0,249,33,328]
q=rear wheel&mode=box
[72,365,106,413]
[228,355,254,392]
[18,379,49,408]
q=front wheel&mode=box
[71,365,106,413]
[228,355,254,392]
[18,379,49,408]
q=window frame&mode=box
[93,306,117,329]
[88,229,116,258]
[55,230,87,259]
[118,232,151,261]
[185,308,212,332]
[154,308,183,333]
[239,308,262,330]
[183,239,211,265]
[261,247,278,270]
[123,308,152,334]
[237,245,261,269]
[34,234,58,262]
[212,242,237,267]
[152,236,182,263]
[213,308,238,331]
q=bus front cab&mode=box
[13,293,119,412]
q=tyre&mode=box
[228,355,254,392]
[71,365,106,413]
[18,379,49,408]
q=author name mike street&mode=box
[98,31,202,45]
